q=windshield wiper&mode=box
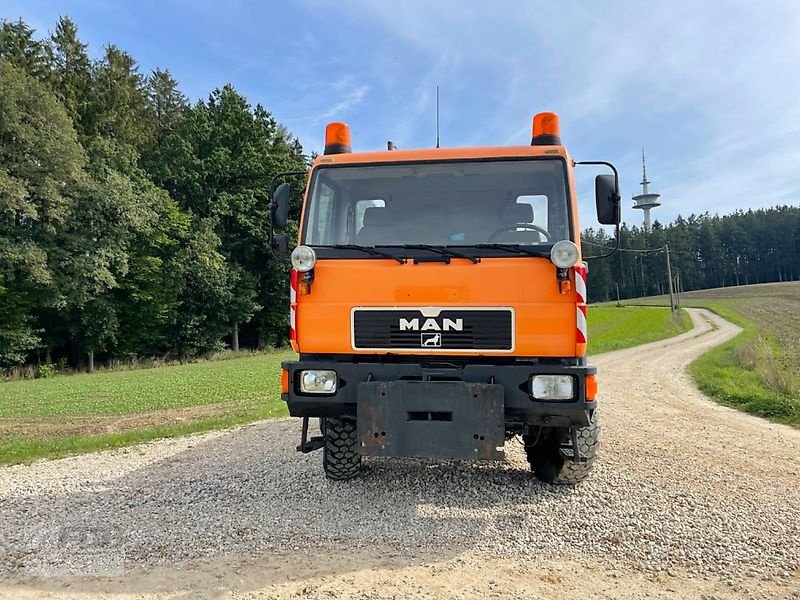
[314,244,406,263]
[471,243,551,258]
[398,244,480,264]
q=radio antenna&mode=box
[435,85,440,148]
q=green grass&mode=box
[0,410,287,465]
[0,351,293,464]
[587,305,692,355]
[0,306,693,465]
[0,352,292,418]
[622,282,800,427]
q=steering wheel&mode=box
[488,223,551,242]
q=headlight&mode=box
[550,240,579,269]
[530,375,574,400]
[291,245,317,272]
[299,370,337,394]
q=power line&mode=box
[582,240,665,254]
[581,240,678,311]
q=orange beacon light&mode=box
[324,122,352,155]
[531,112,561,146]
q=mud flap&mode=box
[357,381,505,460]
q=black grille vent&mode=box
[353,309,513,351]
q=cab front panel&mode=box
[294,257,581,358]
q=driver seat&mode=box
[492,203,541,244]
[356,207,399,245]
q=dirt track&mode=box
[2,308,799,599]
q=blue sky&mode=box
[5,0,800,230]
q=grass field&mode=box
[625,282,800,427]
[0,352,293,463]
[0,306,689,464]
[586,305,691,355]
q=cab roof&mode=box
[313,144,572,167]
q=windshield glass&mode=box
[302,159,570,247]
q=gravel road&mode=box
[1,308,799,599]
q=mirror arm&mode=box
[575,160,621,261]
[582,222,620,260]
[574,160,620,195]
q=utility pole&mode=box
[639,255,646,297]
[665,243,675,312]
[615,283,621,307]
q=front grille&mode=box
[352,308,513,351]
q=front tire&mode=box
[322,417,362,481]
[524,411,600,485]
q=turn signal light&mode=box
[324,122,352,155]
[585,374,598,401]
[297,280,312,296]
[280,369,289,394]
[531,112,561,146]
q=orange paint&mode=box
[294,140,588,360]
[294,258,580,357]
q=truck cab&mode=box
[272,112,620,483]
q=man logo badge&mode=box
[421,332,442,347]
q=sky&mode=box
[4,0,800,230]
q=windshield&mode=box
[302,159,570,248]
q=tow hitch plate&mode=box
[357,381,504,460]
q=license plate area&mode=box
[357,381,504,460]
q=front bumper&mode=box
[281,358,596,429]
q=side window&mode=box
[516,195,549,231]
[309,183,336,244]
[354,199,385,233]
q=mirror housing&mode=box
[271,183,290,230]
[595,174,620,225]
[271,233,289,256]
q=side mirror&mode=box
[271,233,289,256]
[272,182,290,230]
[595,174,620,225]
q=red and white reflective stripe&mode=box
[576,305,588,344]
[574,263,587,304]
[574,263,588,345]
[289,268,298,343]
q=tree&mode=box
[0,19,51,81]
[56,164,169,368]
[113,190,189,358]
[147,69,187,139]
[168,218,235,358]
[86,44,153,152]
[159,85,305,349]
[48,16,91,132]
[0,59,87,366]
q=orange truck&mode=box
[270,112,621,483]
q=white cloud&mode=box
[300,0,800,228]
[316,82,369,123]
